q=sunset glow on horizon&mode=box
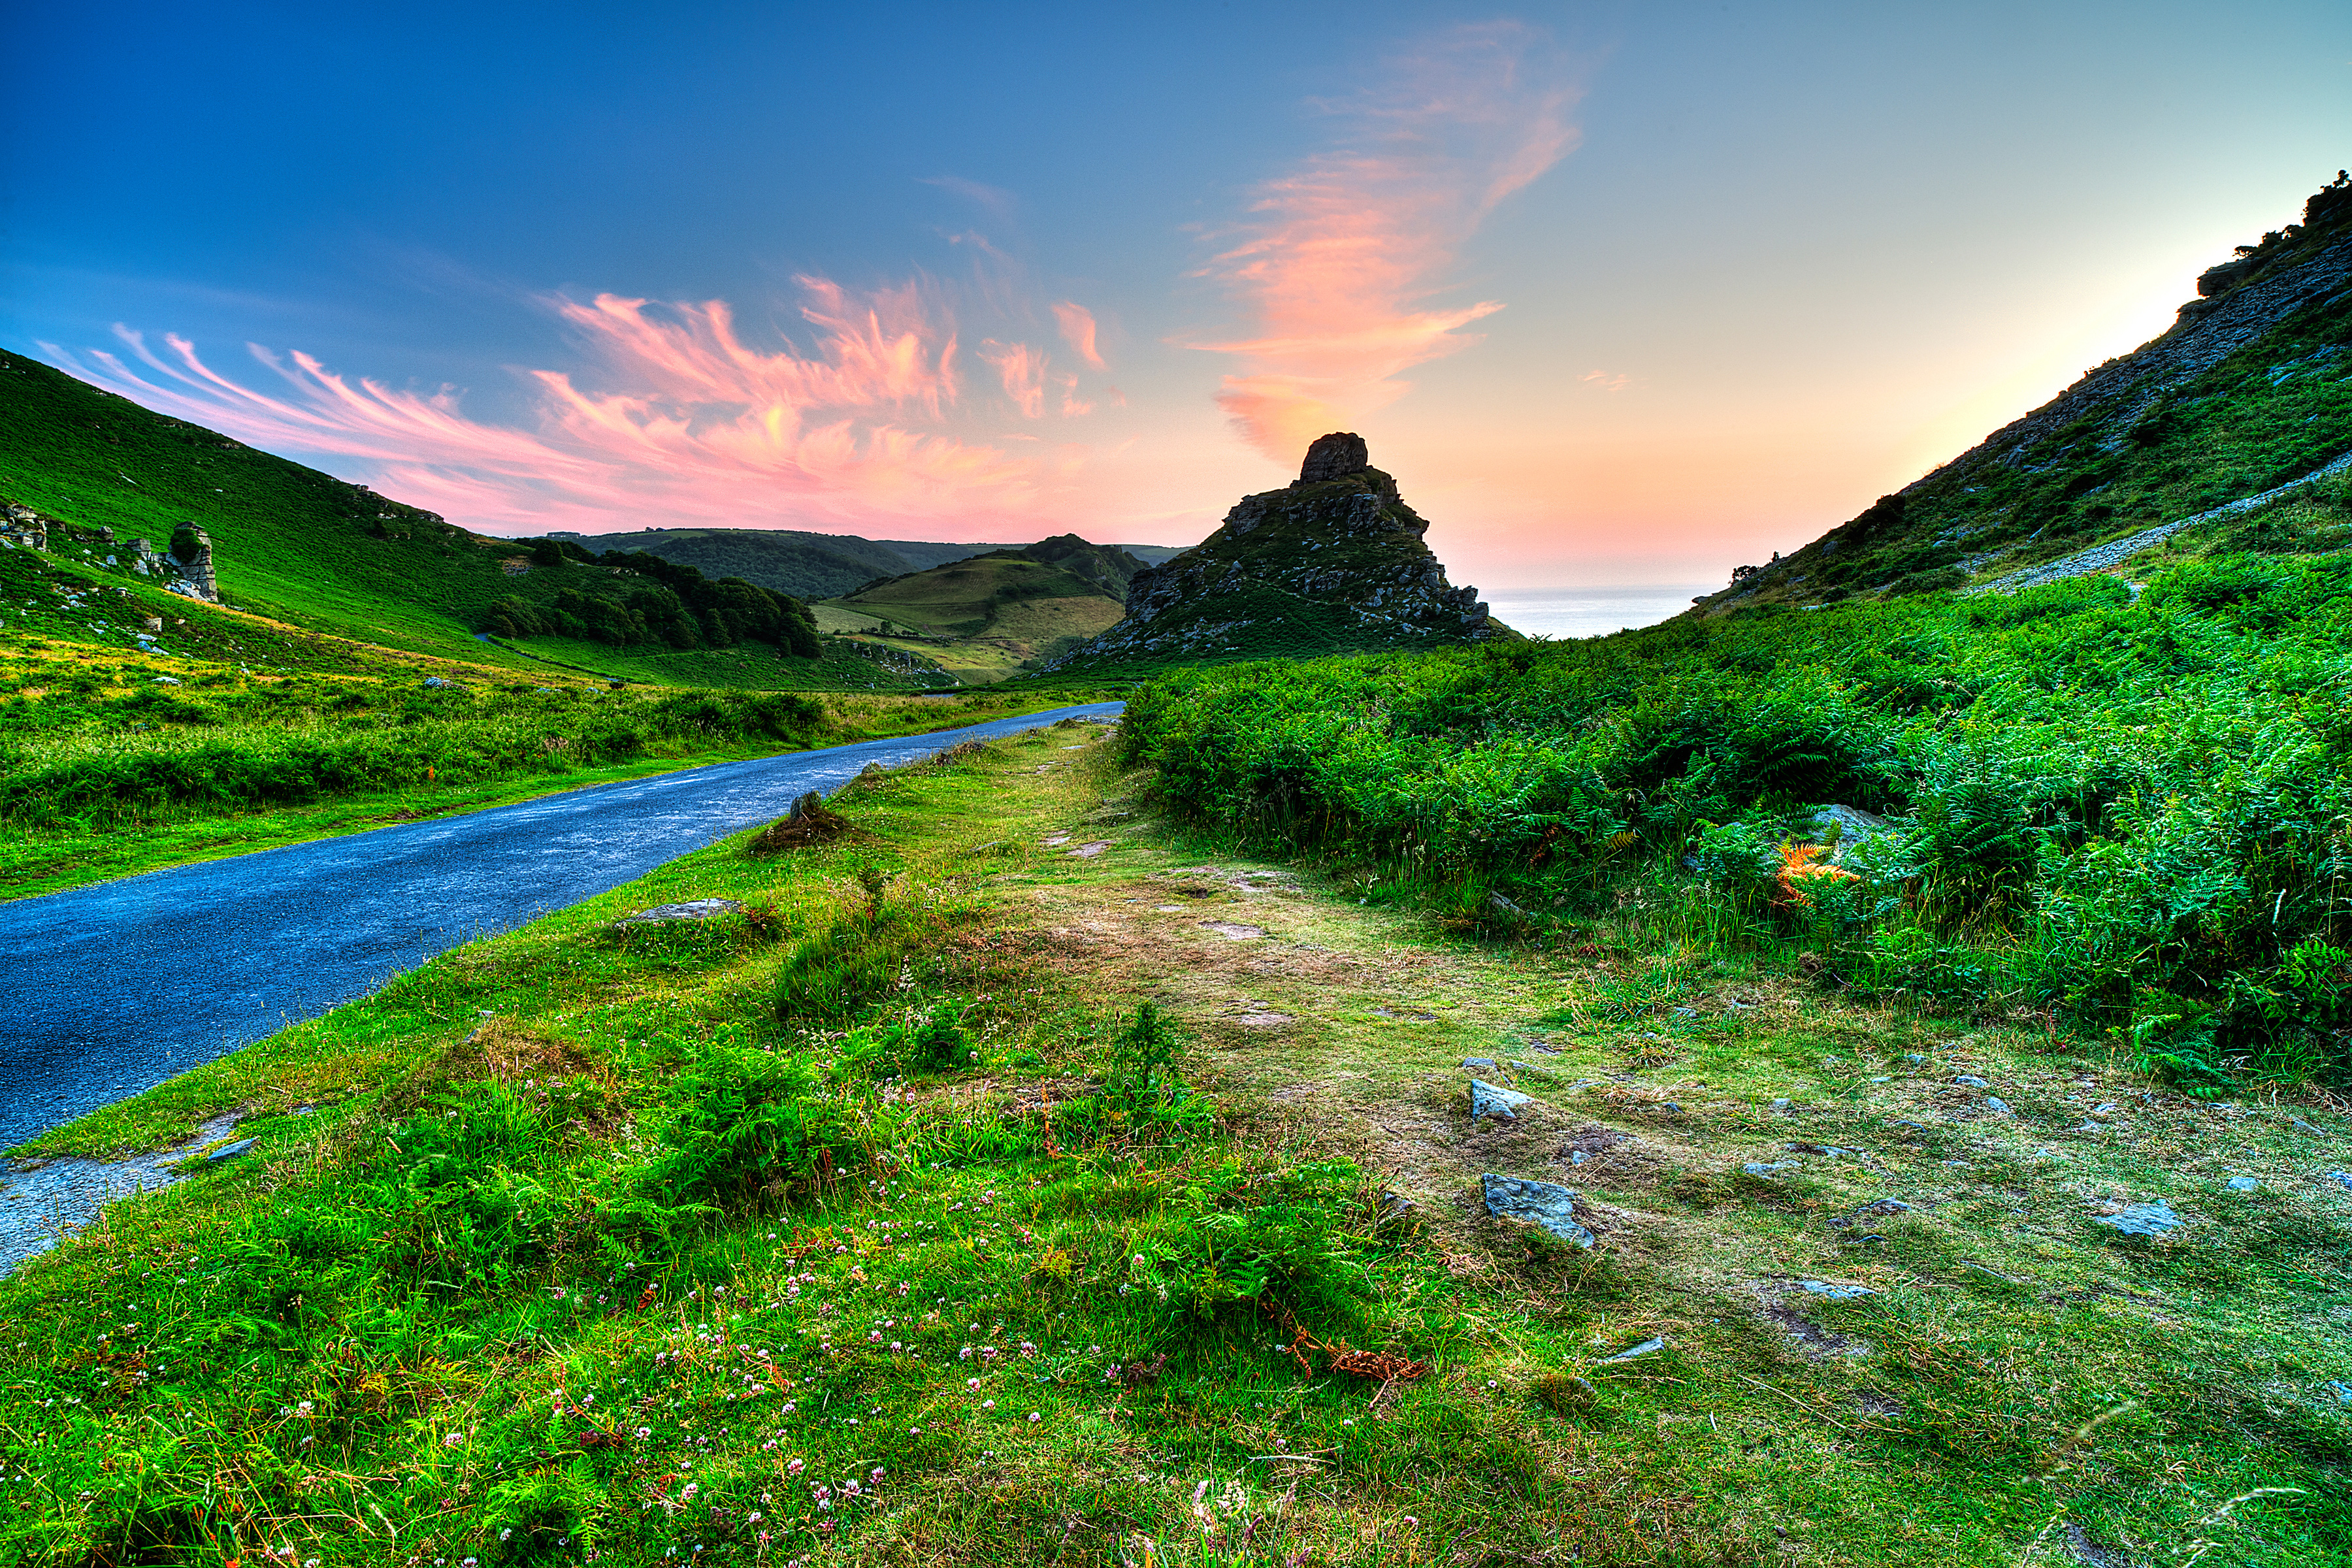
[7,3,2346,589]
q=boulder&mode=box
[619,899,745,925]
[1296,431,1370,483]
[2093,1200,2183,1238]
[1471,1079,1536,1121]
[1481,1174,1595,1246]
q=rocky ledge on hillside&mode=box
[1043,433,1507,672]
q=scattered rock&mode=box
[1743,1161,1798,1177]
[2226,1175,2260,1192]
[1594,1336,1665,1364]
[2292,1117,2329,1136]
[1769,1098,1791,1111]
[619,899,745,925]
[1199,921,1264,941]
[1797,1279,1874,1299]
[205,1137,257,1163]
[1041,834,1072,847]
[2093,1200,2184,1238]
[1854,1197,1914,1215]
[1376,1189,1414,1221]
[1953,1075,1988,1088]
[2325,1171,2352,1192]
[2092,1103,2117,1118]
[1808,804,1898,861]
[1482,1174,1594,1245]
[423,676,451,689]
[1471,1080,1537,1122]
[1067,840,1113,858]
[1984,1096,2012,1115]
[1462,1057,1500,1073]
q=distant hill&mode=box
[1020,534,1151,602]
[1043,433,1510,676]
[1109,543,1192,566]
[547,527,981,600]
[1704,172,2352,612]
[819,546,1133,683]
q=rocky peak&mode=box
[1044,434,1507,673]
[1296,431,1371,485]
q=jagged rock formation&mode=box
[0,500,220,601]
[1,503,48,551]
[1703,172,2352,612]
[1045,433,1505,674]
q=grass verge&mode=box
[3,725,2346,1566]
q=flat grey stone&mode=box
[1797,1279,1874,1299]
[1856,1198,1913,1215]
[1481,1174,1593,1246]
[1984,1096,2012,1115]
[1471,1080,1537,1122]
[1953,1075,1988,1088]
[2226,1175,2260,1192]
[1769,1098,1791,1110]
[2326,1171,2352,1191]
[1595,1336,1665,1364]
[619,899,744,924]
[204,1137,257,1163]
[1743,1161,1797,1176]
[2293,1118,2328,1136]
[2093,1200,2184,1237]
[1462,1057,1499,1073]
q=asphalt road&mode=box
[0,700,1122,1150]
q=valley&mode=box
[2,177,2350,1568]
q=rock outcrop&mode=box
[1,503,48,551]
[1045,434,1506,672]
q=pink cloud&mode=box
[978,339,1049,418]
[1052,301,1105,368]
[41,274,1090,538]
[1581,368,1629,393]
[1194,22,1580,460]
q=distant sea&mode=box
[1482,586,1713,640]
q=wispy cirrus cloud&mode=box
[1053,301,1105,368]
[42,273,1109,536]
[1194,22,1580,460]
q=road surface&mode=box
[0,700,1122,1150]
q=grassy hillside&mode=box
[822,549,1130,682]
[6,725,2344,1566]
[1708,176,2352,611]
[1123,468,2352,1099]
[550,527,981,600]
[0,353,861,691]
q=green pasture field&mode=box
[3,723,2344,1567]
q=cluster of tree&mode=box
[484,544,820,656]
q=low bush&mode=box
[1125,553,2352,1086]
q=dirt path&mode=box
[992,759,2352,1437]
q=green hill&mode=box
[820,547,1132,682]
[549,527,983,600]
[1706,172,2352,612]
[0,352,951,692]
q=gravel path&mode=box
[1968,451,2352,596]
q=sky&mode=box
[5,2,2347,591]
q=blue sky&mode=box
[6,1,2346,586]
